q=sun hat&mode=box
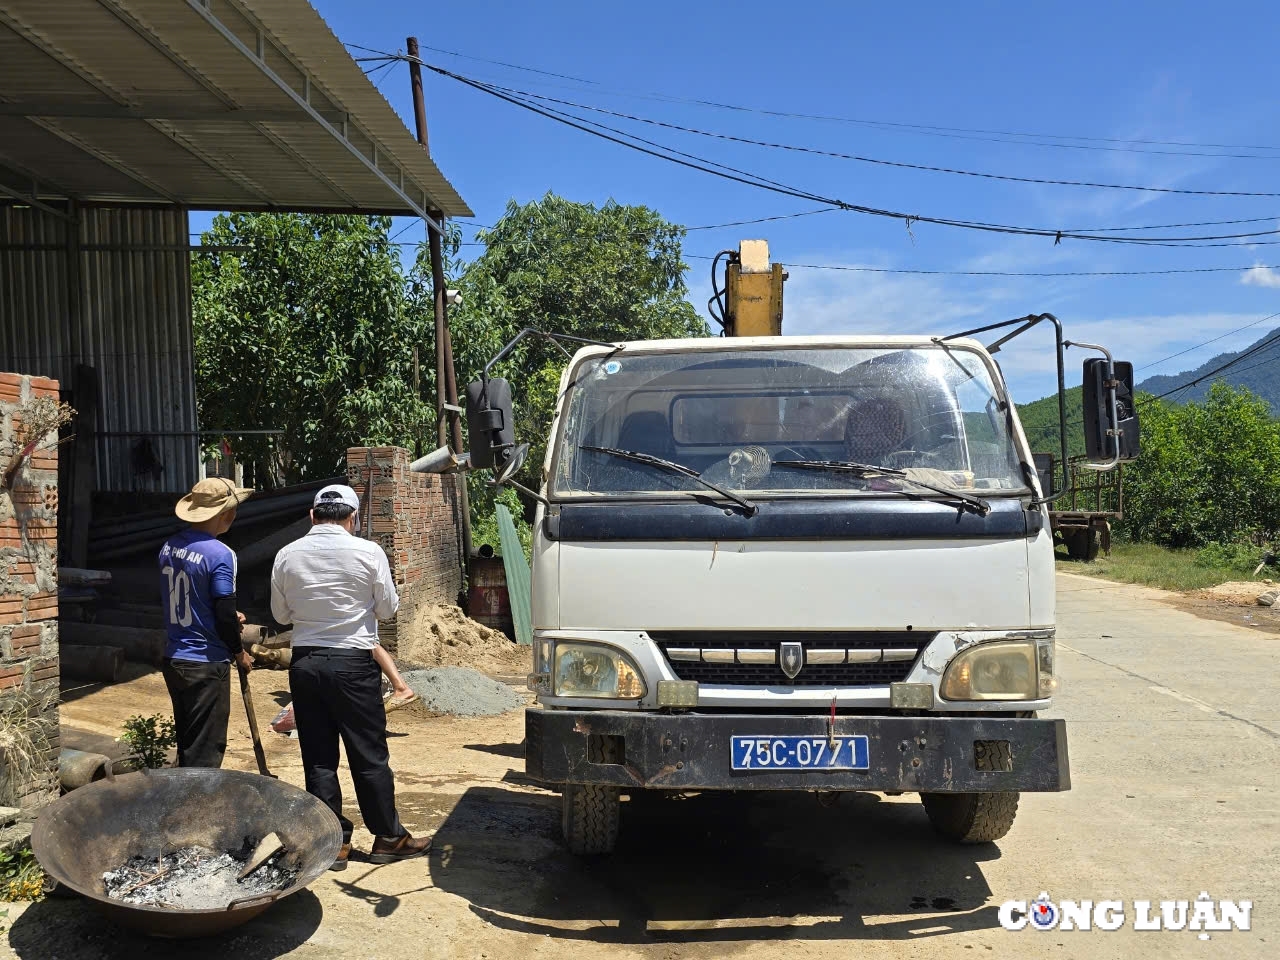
[175,476,253,523]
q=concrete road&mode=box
[7,573,1276,959]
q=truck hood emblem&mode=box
[780,642,804,679]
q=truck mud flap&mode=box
[526,710,1069,793]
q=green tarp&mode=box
[496,504,532,645]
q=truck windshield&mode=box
[552,345,1026,498]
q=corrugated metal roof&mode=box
[0,0,471,219]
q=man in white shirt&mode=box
[270,484,431,871]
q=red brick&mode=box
[11,624,42,656]
[28,376,59,397]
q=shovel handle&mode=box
[238,664,274,778]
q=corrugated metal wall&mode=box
[0,205,198,492]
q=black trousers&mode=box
[289,647,403,841]
[162,659,231,768]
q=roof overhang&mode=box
[0,0,472,226]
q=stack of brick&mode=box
[345,446,464,655]
[0,373,61,810]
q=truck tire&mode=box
[560,736,621,855]
[921,790,1020,843]
[1063,527,1100,561]
[921,741,1020,843]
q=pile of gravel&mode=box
[402,666,523,717]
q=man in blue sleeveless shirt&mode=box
[159,477,254,767]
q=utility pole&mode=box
[407,37,445,448]
[407,35,472,559]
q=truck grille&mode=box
[650,631,931,688]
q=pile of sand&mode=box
[1195,581,1277,606]
[396,604,528,675]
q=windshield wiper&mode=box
[582,446,758,516]
[772,459,990,516]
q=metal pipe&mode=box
[59,748,115,791]
[429,223,448,450]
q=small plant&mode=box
[118,715,177,769]
[2,396,75,489]
[0,687,58,807]
[0,847,44,902]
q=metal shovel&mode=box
[237,832,284,880]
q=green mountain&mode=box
[1017,386,1085,459]
[1015,327,1280,458]
[1136,326,1280,407]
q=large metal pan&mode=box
[32,768,340,939]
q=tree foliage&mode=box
[434,194,710,537]
[193,213,434,486]
[1120,382,1280,547]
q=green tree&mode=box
[427,194,710,542]
[1120,382,1280,546]
[193,213,434,486]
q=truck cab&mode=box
[460,256,1137,856]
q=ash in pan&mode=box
[103,842,297,910]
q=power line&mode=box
[498,86,1280,202]
[1142,311,1280,372]
[346,40,600,86]
[685,208,841,230]
[1066,215,1280,233]
[688,256,1280,279]
[416,61,1280,248]
[350,41,1280,161]
[1146,327,1280,401]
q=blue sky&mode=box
[202,0,1280,401]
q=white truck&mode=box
[463,251,1138,856]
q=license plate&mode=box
[730,735,869,771]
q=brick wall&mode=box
[0,373,61,810]
[345,446,464,654]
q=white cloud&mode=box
[769,256,1271,399]
[1241,264,1280,288]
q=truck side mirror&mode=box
[465,377,515,470]
[1082,358,1140,464]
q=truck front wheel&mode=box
[560,736,622,855]
[920,791,1020,843]
[561,783,620,855]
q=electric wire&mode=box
[1144,327,1280,402]
[499,86,1280,201]
[350,45,1280,243]
[686,256,1280,278]
[343,41,1280,161]
[417,61,1280,247]
[1141,311,1280,373]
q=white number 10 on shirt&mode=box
[163,566,192,627]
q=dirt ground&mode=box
[1136,578,1280,637]
[4,579,1275,959]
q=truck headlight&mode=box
[553,642,646,699]
[941,640,1038,701]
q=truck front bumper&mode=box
[526,710,1069,793]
